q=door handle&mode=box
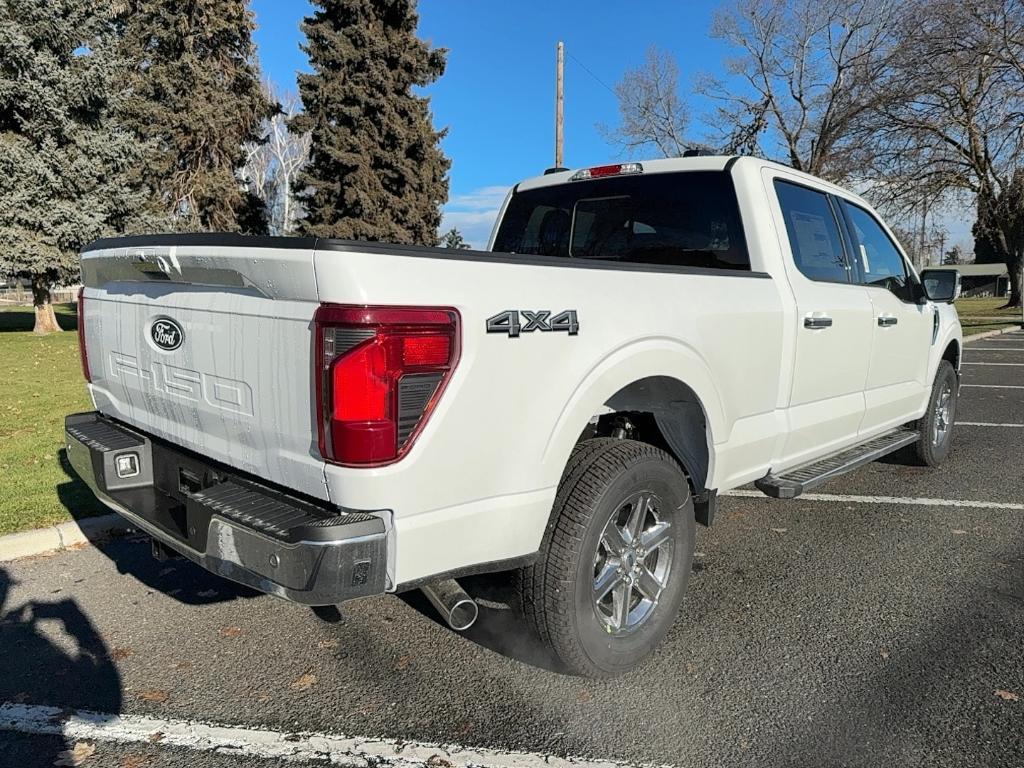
[804,316,833,329]
[877,315,898,327]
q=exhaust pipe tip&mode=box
[421,578,478,631]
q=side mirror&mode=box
[919,269,961,303]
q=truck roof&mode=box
[516,155,855,198]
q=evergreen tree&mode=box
[0,0,142,334]
[117,0,273,232]
[440,227,469,249]
[292,0,450,245]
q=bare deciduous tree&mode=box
[243,84,311,235]
[704,0,901,181]
[868,0,1024,307]
[602,46,698,158]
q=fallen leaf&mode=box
[880,650,890,659]
[290,672,317,691]
[770,528,787,534]
[425,754,454,767]
[147,732,164,743]
[218,626,244,638]
[996,689,1020,702]
[54,741,95,766]
[577,690,593,703]
[121,755,151,768]
[138,690,169,704]
[394,655,412,671]
[952,529,968,536]
[111,647,133,661]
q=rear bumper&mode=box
[64,411,388,606]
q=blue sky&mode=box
[250,1,971,252]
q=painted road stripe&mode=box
[965,347,1024,351]
[961,361,1024,366]
[957,421,1024,428]
[962,384,1024,389]
[0,702,656,768]
[723,490,1024,511]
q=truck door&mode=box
[769,176,874,467]
[837,199,932,434]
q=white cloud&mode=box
[440,184,511,249]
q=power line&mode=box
[566,51,617,99]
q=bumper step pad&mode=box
[755,426,920,499]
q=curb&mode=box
[963,324,1023,343]
[0,513,134,563]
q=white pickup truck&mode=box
[66,155,962,677]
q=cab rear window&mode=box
[492,170,749,271]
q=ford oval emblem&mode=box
[151,318,184,351]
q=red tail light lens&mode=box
[314,305,460,466]
[77,287,92,383]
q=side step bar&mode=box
[755,426,919,499]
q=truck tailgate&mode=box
[80,238,327,500]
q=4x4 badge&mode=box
[486,310,579,338]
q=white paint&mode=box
[0,702,659,768]
[961,362,1024,366]
[961,384,1024,389]
[956,421,1024,428]
[723,489,1024,511]
[965,347,1024,351]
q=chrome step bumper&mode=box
[64,412,387,605]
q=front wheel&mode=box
[915,360,959,467]
[518,438,695,678]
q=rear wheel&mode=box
[915,360,958,467]
[518,438,694,678]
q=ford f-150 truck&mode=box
[66,155,963,677]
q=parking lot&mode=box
[2,331,1023,768]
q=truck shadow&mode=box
[0,567,122,766]
[55,450,261,607]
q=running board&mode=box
[755,427,919,499]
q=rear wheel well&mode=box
[574,376,714,523]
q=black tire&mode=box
[518,438,695,678]
[915,360,959,467]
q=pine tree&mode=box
[117,0,273,232]
[292,0,450,245]
[0,0,143,334]
[440,227,469,249]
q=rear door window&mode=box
[492,171,750,271]
[773,180,852,284]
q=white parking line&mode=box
[957,421,1024,428]
[723,489,1024,511]
[961,362,1024,366]
[962,384,1024,389]
[0,702,653,768]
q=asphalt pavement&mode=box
[2,331,1023,768]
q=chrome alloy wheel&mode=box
[933,379,953,447]
[592,491,673,635]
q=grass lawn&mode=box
[0,304,105,535]
[955,297,1023,337]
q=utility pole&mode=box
[555,41,564,168]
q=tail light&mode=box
[314,305,460,466]
[77,287,91,383]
